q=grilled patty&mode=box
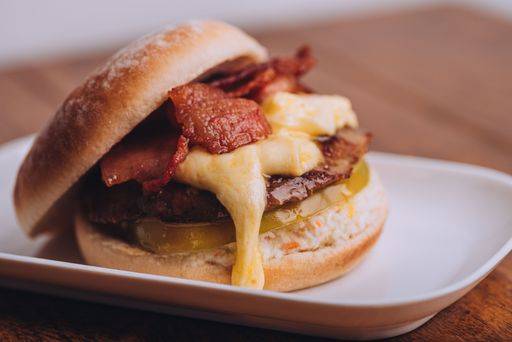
[83,128,370,225]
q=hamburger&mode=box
[13,21,388,291]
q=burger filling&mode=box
[82,47,371,289]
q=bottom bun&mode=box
[75,165,388,292]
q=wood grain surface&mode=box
[0,5,511,341]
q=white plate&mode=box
[0,136,511,340]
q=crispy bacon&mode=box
[169,83,272,154]
[272,45,315,76]
[100,124,178,187]
[252,75,311,103]
[208,63,269,90]
[209,45,315,101]
[142,135,189,192]
[223,68,276,99]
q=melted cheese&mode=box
[174,92,358,289]
[262,92,358,136]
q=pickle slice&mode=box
[134,160,369,254]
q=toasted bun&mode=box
[14,21,268,237]
[75,165,387,292]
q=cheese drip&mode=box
[174,92,358,289]
[175,134,322,287]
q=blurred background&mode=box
[1,0,511,172]
[1,0,511,66]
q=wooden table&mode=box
[0,5,510,340]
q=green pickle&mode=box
[134,160,369,254]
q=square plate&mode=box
[1,136,511,340]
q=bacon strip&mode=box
[142,135,189,192]
[272,45,315,76]
[208,63,270,89]
[209,45,315,101]
[223,68,276,99]
[100,126,178,187]
[169,83,271,154]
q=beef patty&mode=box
[83,128,370,225]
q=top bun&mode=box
[14,21,268,237]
